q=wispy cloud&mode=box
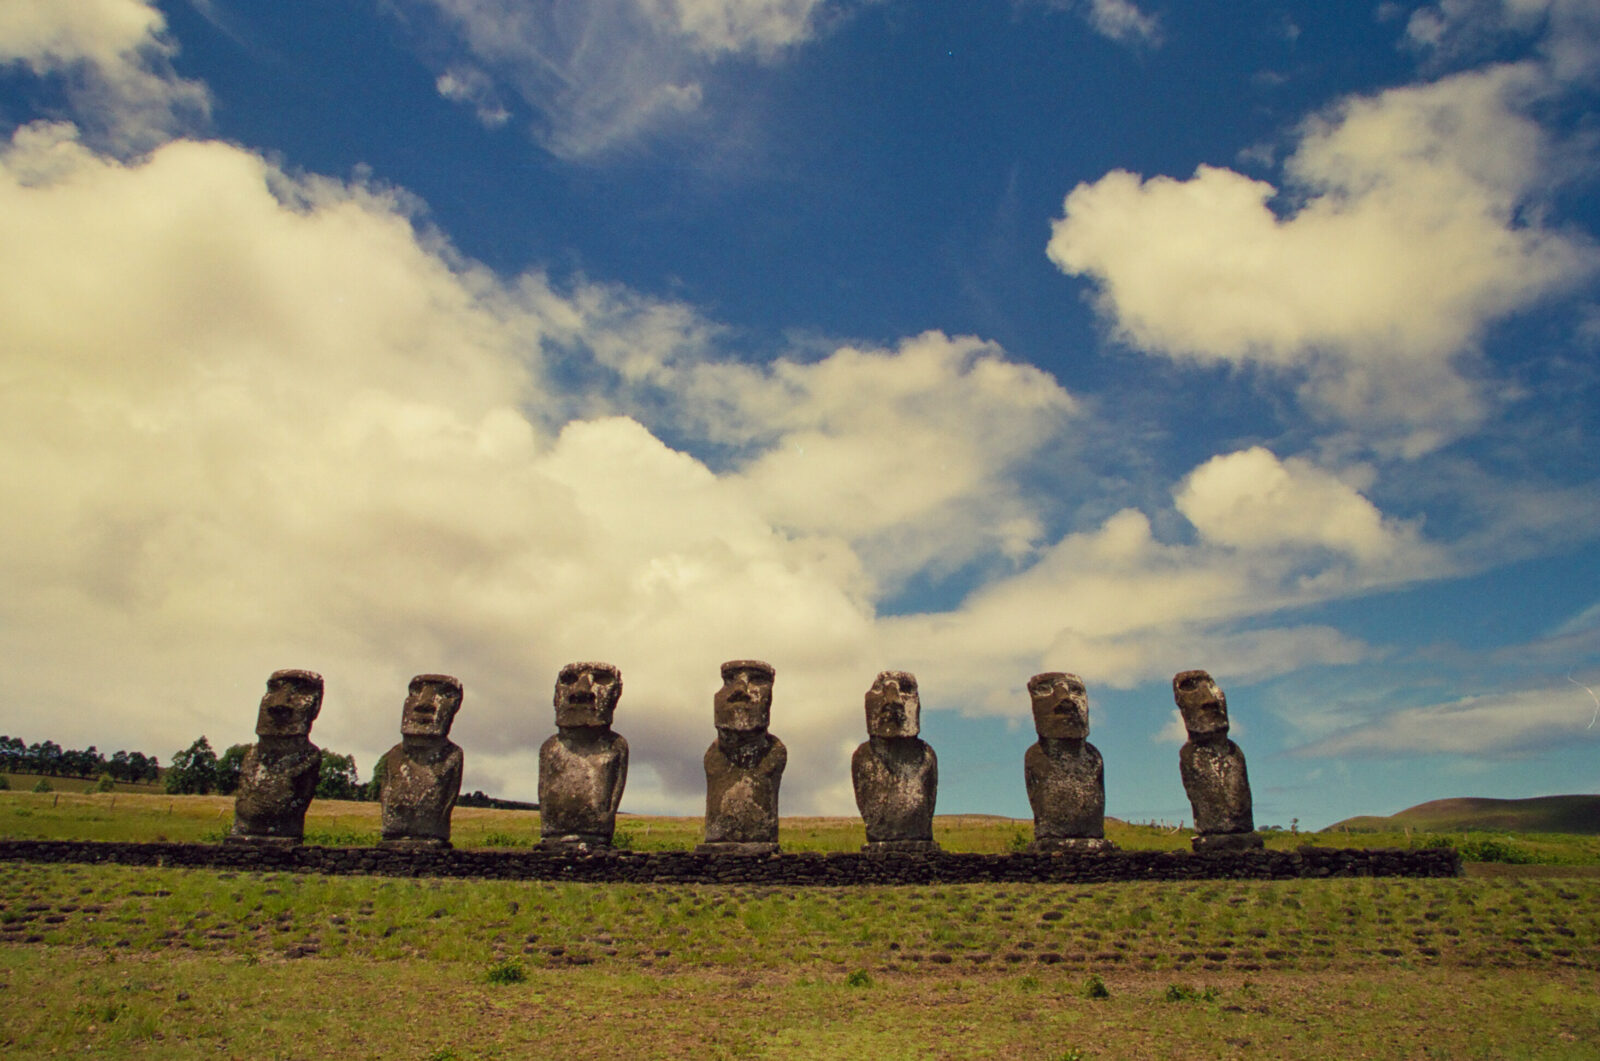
[1026,0,1162,48]
[401,0,839,158]
[1292,681,1600,757]
[436,66,511,128]
[1406,0,1600,83]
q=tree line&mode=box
[4,732,518,807]
[164,736,371,801]
[0,735,161,783]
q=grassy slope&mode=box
[1328,794,1600,835]
[3,862,1598,1059]
[4,794,1600,1057]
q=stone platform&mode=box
[0,839,1459,884]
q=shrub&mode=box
[844,969,873,988]
[1082,973,1110,999]
[31,778,51,793]
[94,774,116,793]
[1459,837,1534,864]
[481,832,523,847]
[0,774,9,790]
[612,828,636,851]
[484,959,526,985]
[1009,828,1031,853]
[1164,983,1218,1003]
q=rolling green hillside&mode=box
[1328,794,1600,835]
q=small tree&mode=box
[216,744,250,796]
[361,753,389,802]
[315,750,362,801]
[130,751,160,784]
[165,736,220,795]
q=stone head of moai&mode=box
[714,659,774,732]
[254,669,323,740]
[553,662,622,728]
[400,674,463,740]
[1029,671,1089,740]
[865,670,920,739]
[1174,669,1229,739]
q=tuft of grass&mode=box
[485,959,527,985]
[844,969,873,988]
[1082,973,1109,999]
[1164,983,1219,1003]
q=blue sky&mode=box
[1,0,1597,829]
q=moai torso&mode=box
[851,671,939,850]
[1174,669,1260,850]
[1179,737,1253,835]
[704,732,787,845]
[852,736,938,842]
[538,662,628,847]
[380,675,465,846]
[233,741,321,839]
[701,660,786,852]
[1022,672,1112,850]
[1025,740,1105,839]
[231,669,323,843]
[381,743,464,842]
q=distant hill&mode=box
[1326,795,1600,835]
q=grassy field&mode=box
[3,791,1599,1058]
[6,788,1600,862]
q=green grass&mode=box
[4,800,1600,1057]
[8,790,1600,870]
[0,862,1596,1058]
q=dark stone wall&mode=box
[0,839,1459,883]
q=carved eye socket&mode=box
[592,670,616,685]
[900,680,917,693]
[1179,677,1199,691]
[559,668,578,684]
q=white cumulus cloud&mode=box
[0,0,208,153]
[1175,447,1422,564]
[1048,63,1598,454]
[0,116,1093,813]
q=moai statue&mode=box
[378,674,465,849]
[697,660,787,856]
[851,670,939,854]
[229,669,323,845]
[1174,669,1263,852]
[538,662,628,850]
[1024,672,1115,853]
